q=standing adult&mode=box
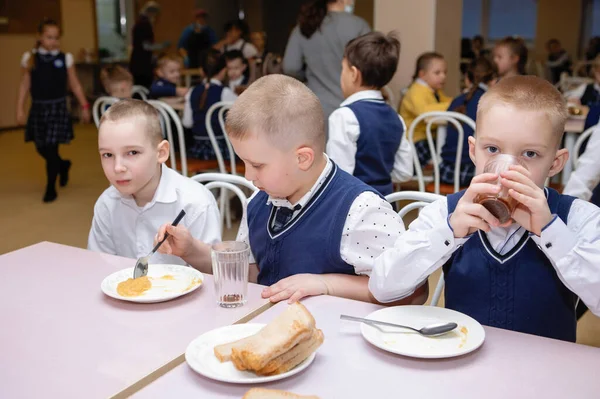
[283,0,370,119]
[129,1,169,88]
[178,9,217,68]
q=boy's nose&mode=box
[114,159,127,172]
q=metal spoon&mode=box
[133,209,186,279]
[340,314,458,337]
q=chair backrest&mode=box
[205,101,235,174]
[385,190,445,307]
[132,85,149,100]
[92,96,119,127]
[573,125,596,167]
[407,111,475,194]
[191,172,257,192]
[217,103,240,175]
[146,100,188,176]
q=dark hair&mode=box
[453,57,496,114]
[496,36,528,75]
[412,52,445,81]
[224,19,250,37]
[344,32,400,89]
[224,49,245,63]
[198,49,227,110]
[29,18,61,70]
[298,0,337,38]
[473,35,484,45]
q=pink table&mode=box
[0,242,269,399]
[133,295,600,399]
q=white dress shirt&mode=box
[88,164,221,264]
[564,125,600,201]
[327,90,414,183]
[21,48,74,69]
[182,79,238,128]
[368,195,600,317]
[229,76,245,91]
[564,82,600,100]
[224,39,258,60]
[236,156,405,275]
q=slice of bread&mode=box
[214,334,258,363]
[232,302,316,371]
[256,328,323,375]
[242,388,320,399]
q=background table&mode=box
[133,295,600,399]
[0,242,269,399]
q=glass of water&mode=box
[211,241,250,308]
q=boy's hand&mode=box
[154,224,193,258]
[501,165,553,236]
[261,274,329,304]
[449,173,502,238]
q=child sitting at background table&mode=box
[493,36,528,79]
[87,99,220,267]
[327,31,413,196]
[566,55,600,106]
[156,75,428,305]
[182,49,237,160]
[100,65,134,99]
[225,50,249,94]
[149,54,189,99]
[370,76,600,342]
[399,52,451,166]
[439,57,496,187]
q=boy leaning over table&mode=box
[369,76,600,342]
[154,75,428,306]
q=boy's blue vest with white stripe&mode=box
[189,83,224,137]
[443,188,578,342]
[344,99,402,196]
[149,78,177,99]
[247,162,378,286]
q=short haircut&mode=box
[477,75,567,143]
[224,19,249,36]
[344,31,400,89]
[156,54,182,69]
[99,99,163,145]
[226,75,325,151]
[224,49,245,63]
[412,52,445,80]
[495,36,528,75]
[100,65,133,91]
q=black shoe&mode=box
[43,189,58,203]
[59,160,71,187]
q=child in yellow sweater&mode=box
[399,52,451,166]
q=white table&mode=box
[132,295,600,399]
[0,242,270,399]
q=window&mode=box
[461,0,538,40]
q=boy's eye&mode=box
[486,146,499,154]
[127,150,139,156]
[101,153,112,158]
[523,150,537,159]
[251,163,263,169]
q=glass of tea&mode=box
[211,241,250,308]
[474,154,527,224]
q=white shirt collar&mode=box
[478,82,489,91]
[36,47,59,56]
[109,164,177,208]
[340,90,384,107]
[415,78,434,91]
[267,155,332,210]
[229,76,245,87]
[209,78,222,86]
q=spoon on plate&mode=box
[340,314,458,337]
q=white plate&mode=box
[101,264,203,303]
[185,323,316,384]
[359,306,485,359]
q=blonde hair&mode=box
[225,75,325,151]
[157,53,183,69]
[100,65,133,92]
[477,75,567,142]
[99,99,163,145]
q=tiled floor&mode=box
[1,125,598,347]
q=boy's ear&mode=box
[157,140,170,164]
[350,65,361,85]
[156,68,164,78]
[296,146,315,171]
[547,148,569,177]
[468,136,477,164]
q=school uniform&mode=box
[88,164,221,264]
[399,79,451,166]
[564,124,600,207]
[369,188,600,342]
[439,84,488,186]
[236,156,405,286]
[182,79,237,160]
[228,75,249,92]
[566,82,600,106]
[149,78,177,99]
[223,39,258,60]
[327,90,413,196]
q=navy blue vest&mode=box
[30,52,67,100]
[441,87,485,165]
[580,84,600,107]
[248,163,379,286]
[443,188,578,342]
[345,99,403,196]
[189,83,224,137]
[150,78,177,98]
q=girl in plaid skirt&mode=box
[16,19,91,203]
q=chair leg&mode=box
[430,271,445,307]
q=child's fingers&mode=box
[156,223,169,241]
[471,172,500,184]
[508,188,536,208]
[463,214,493,233]
[507,164,532,178]
[463,182,501,202]
[501,177,538,197]
[288,289,307,304]
[463,203,500,227]
[501,169,537,188]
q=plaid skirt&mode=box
[26,98,74,146]
[414,139,432,166]
[188,137,231,161]
[439,160,476,186]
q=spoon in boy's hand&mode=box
[133,209,186,279]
